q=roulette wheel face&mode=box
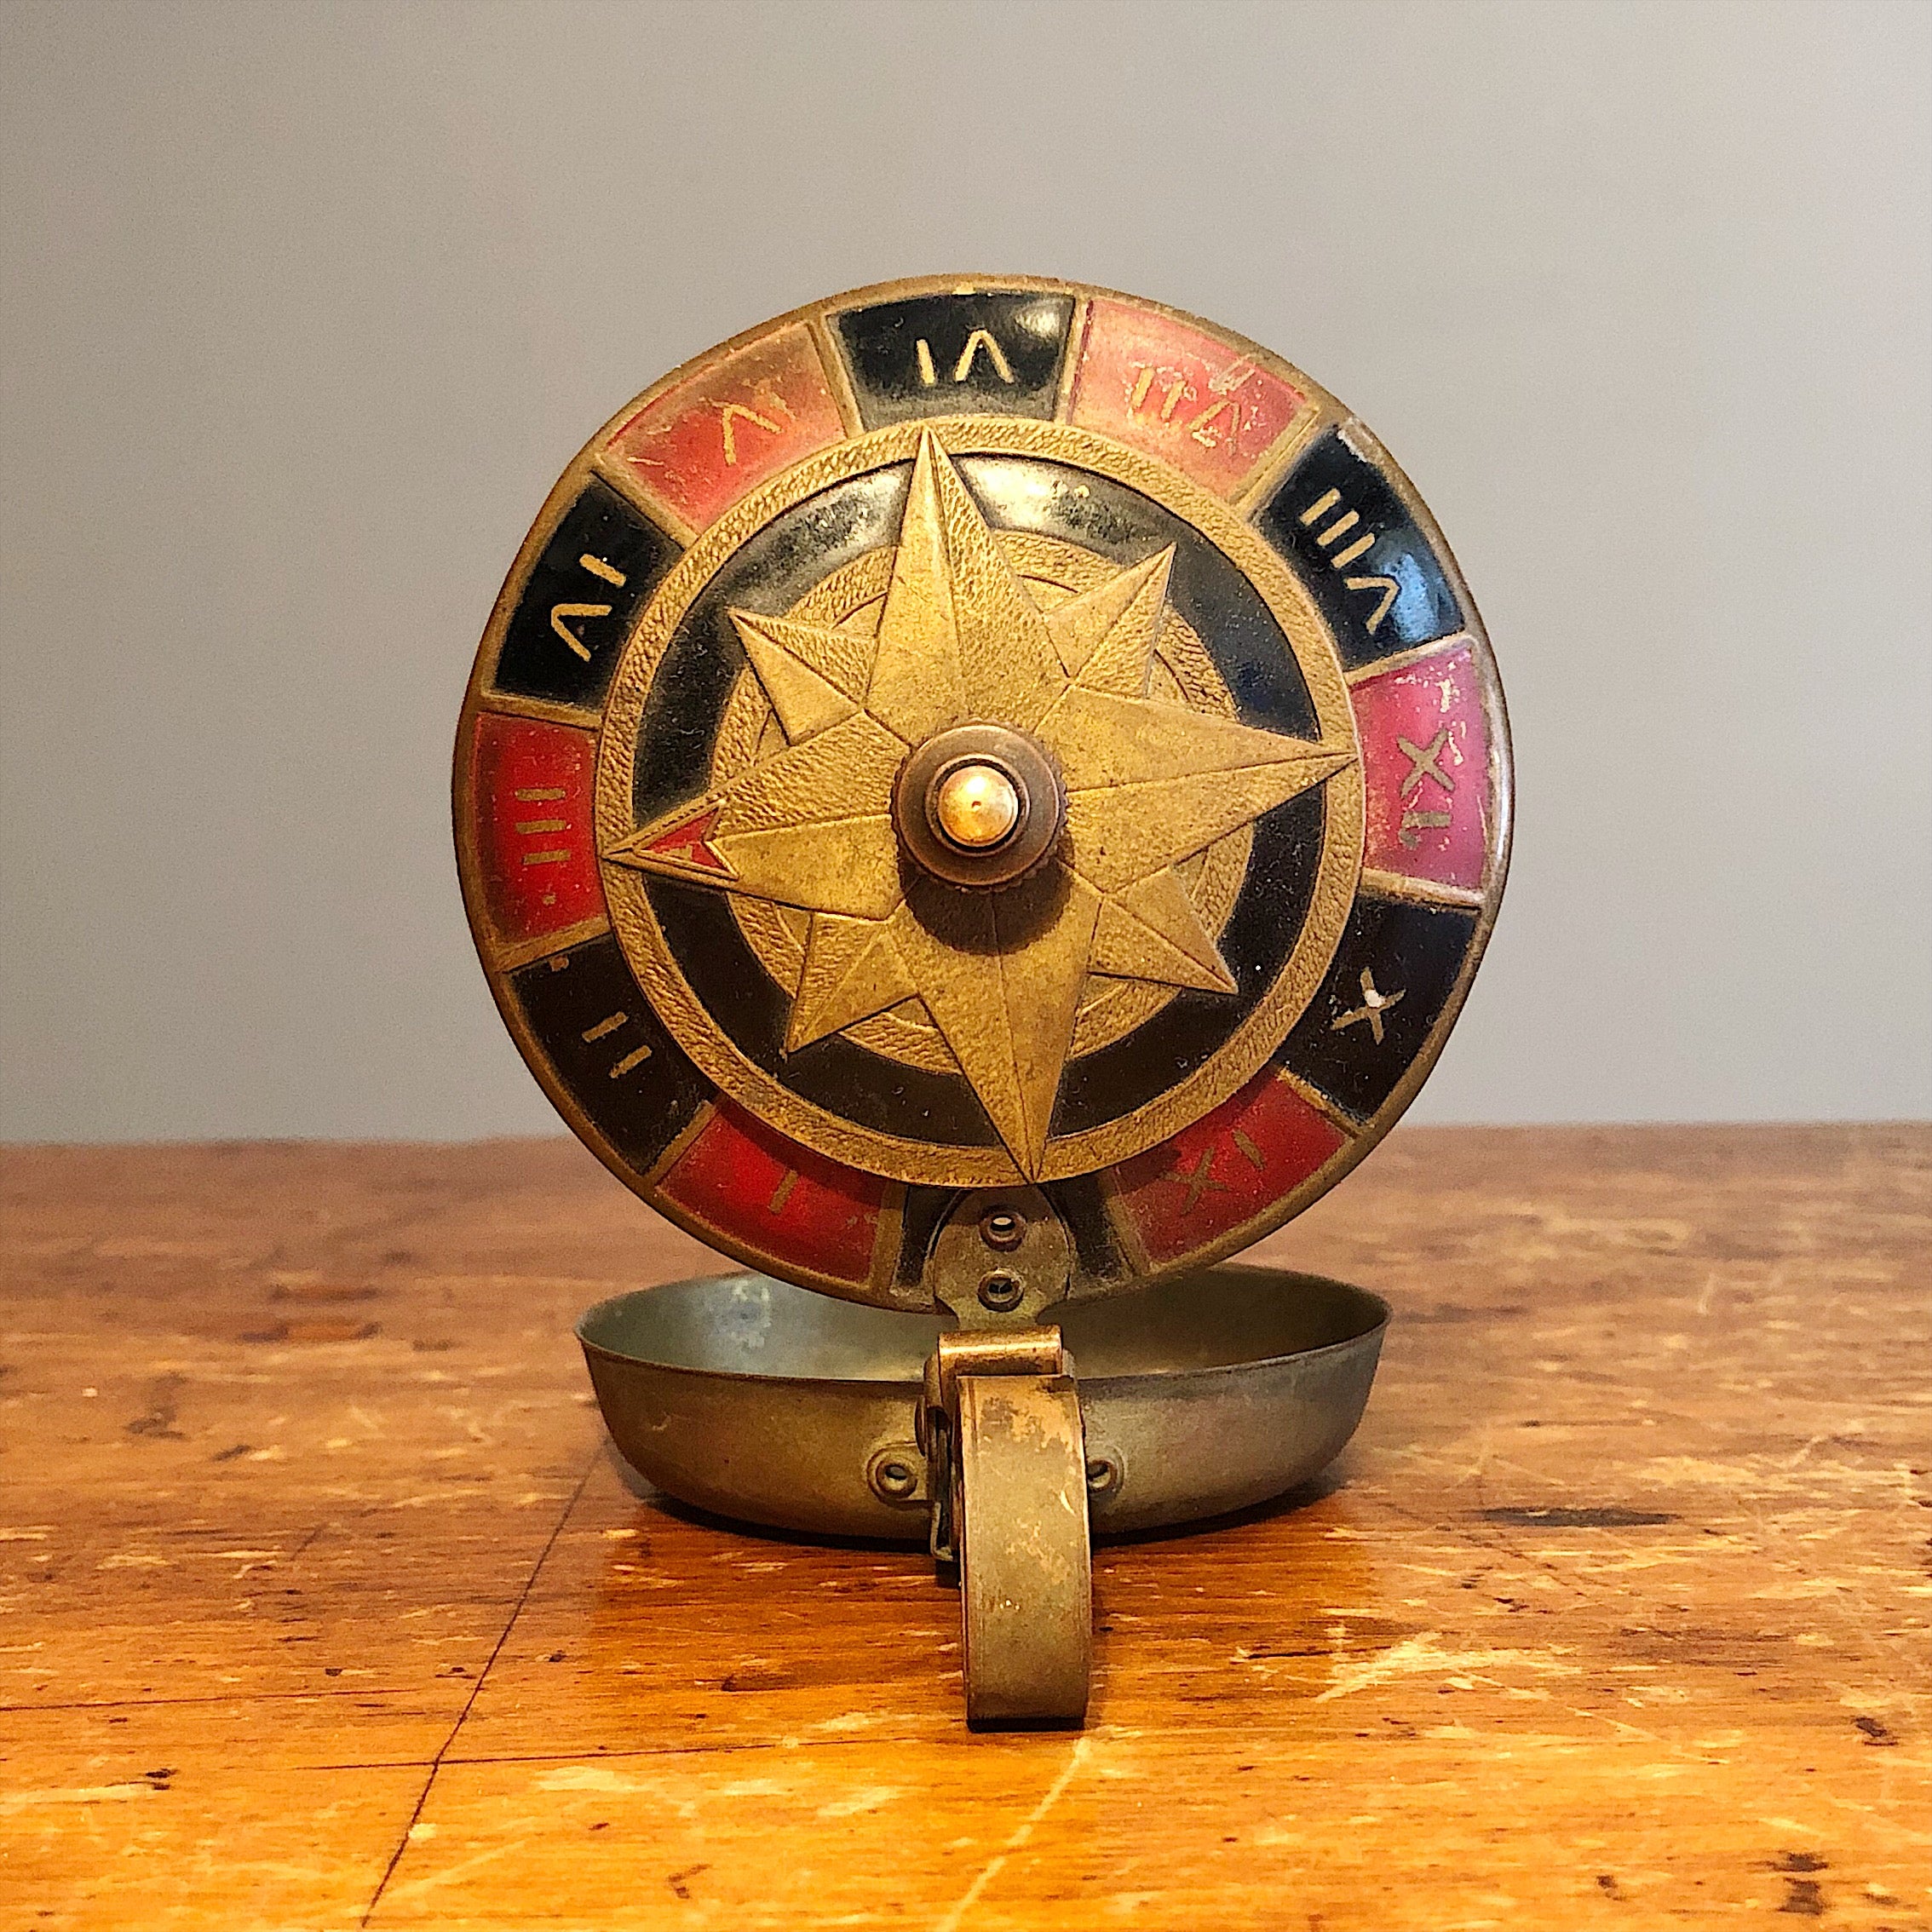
[456,277,1509,1308]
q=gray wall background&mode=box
[3,0,1928,1141]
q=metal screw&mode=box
[979,1206,1025,1252]
[1085,1457,1120,1494]
[977,1270,1025,1313]
[868,1451,920,1501]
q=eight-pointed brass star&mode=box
[605,432,1354,1179]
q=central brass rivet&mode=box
[932,762,1021,852]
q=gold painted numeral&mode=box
[1331,967,1405,1044]
[718,401,783,466]
[1394,727,1460,848]
[1298,487,1400,633]
[913,330,1017,388]
[515,782,578,906]
[1166,1144,1229,1214]
[1397,729,1457,798]
[1343,575,1399,635]
[952,329,1015,384]
[579,1010,653,1078]
[512,781,574,900]
[1124,361,1251,450]
[1166,1124,1268,1212]
[549,603,609,661]
[546,555,629,660]
[1188,396,1234,447]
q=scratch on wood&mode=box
[817,1785,901,1819]
[933,1737,1090,1932]
[667,1862,709,1900]
[124,1373,186,1440]
[1315,1631,1578,1702]
[357,1448,601,1927]
[1478,1506,1678,1529]
[0,1782,158,1811]
[379,1839,520,1906]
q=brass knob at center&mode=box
[894,723,1063,889]
[932,762,1022,852]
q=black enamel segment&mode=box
[1255,430,1463,671]
[491,480,679,712]
[833,293,1075,429]
[509,932,710,1170]
[893,1185,960,1288]
[647,878,1000,1148]
[1275,893,1479,1122]
[1049,788,1325,1137]
[628,455,1331,1151]
[1043,1174,1130,1285]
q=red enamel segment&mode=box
[640,804,731,875]
[1067,299,1308,497]
[469,712,602,945]
[1110,1071,1346,1267]
[1353,640,1489,890]
[658,1102,883,1285]
[605,325,847,531]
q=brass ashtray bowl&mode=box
[579,1265,1387,1540]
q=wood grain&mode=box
[3,1126,1927,1929]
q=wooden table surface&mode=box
[3,1126,1927,1930]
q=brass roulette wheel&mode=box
[454,276,1510,1724]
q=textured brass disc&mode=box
[454,275,1511,1307]
[595,418,1363,1189]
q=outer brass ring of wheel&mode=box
[455,276,1512,1310]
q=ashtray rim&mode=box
[575,1261,1391,1392]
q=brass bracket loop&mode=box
[920,1325,1094,1726]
